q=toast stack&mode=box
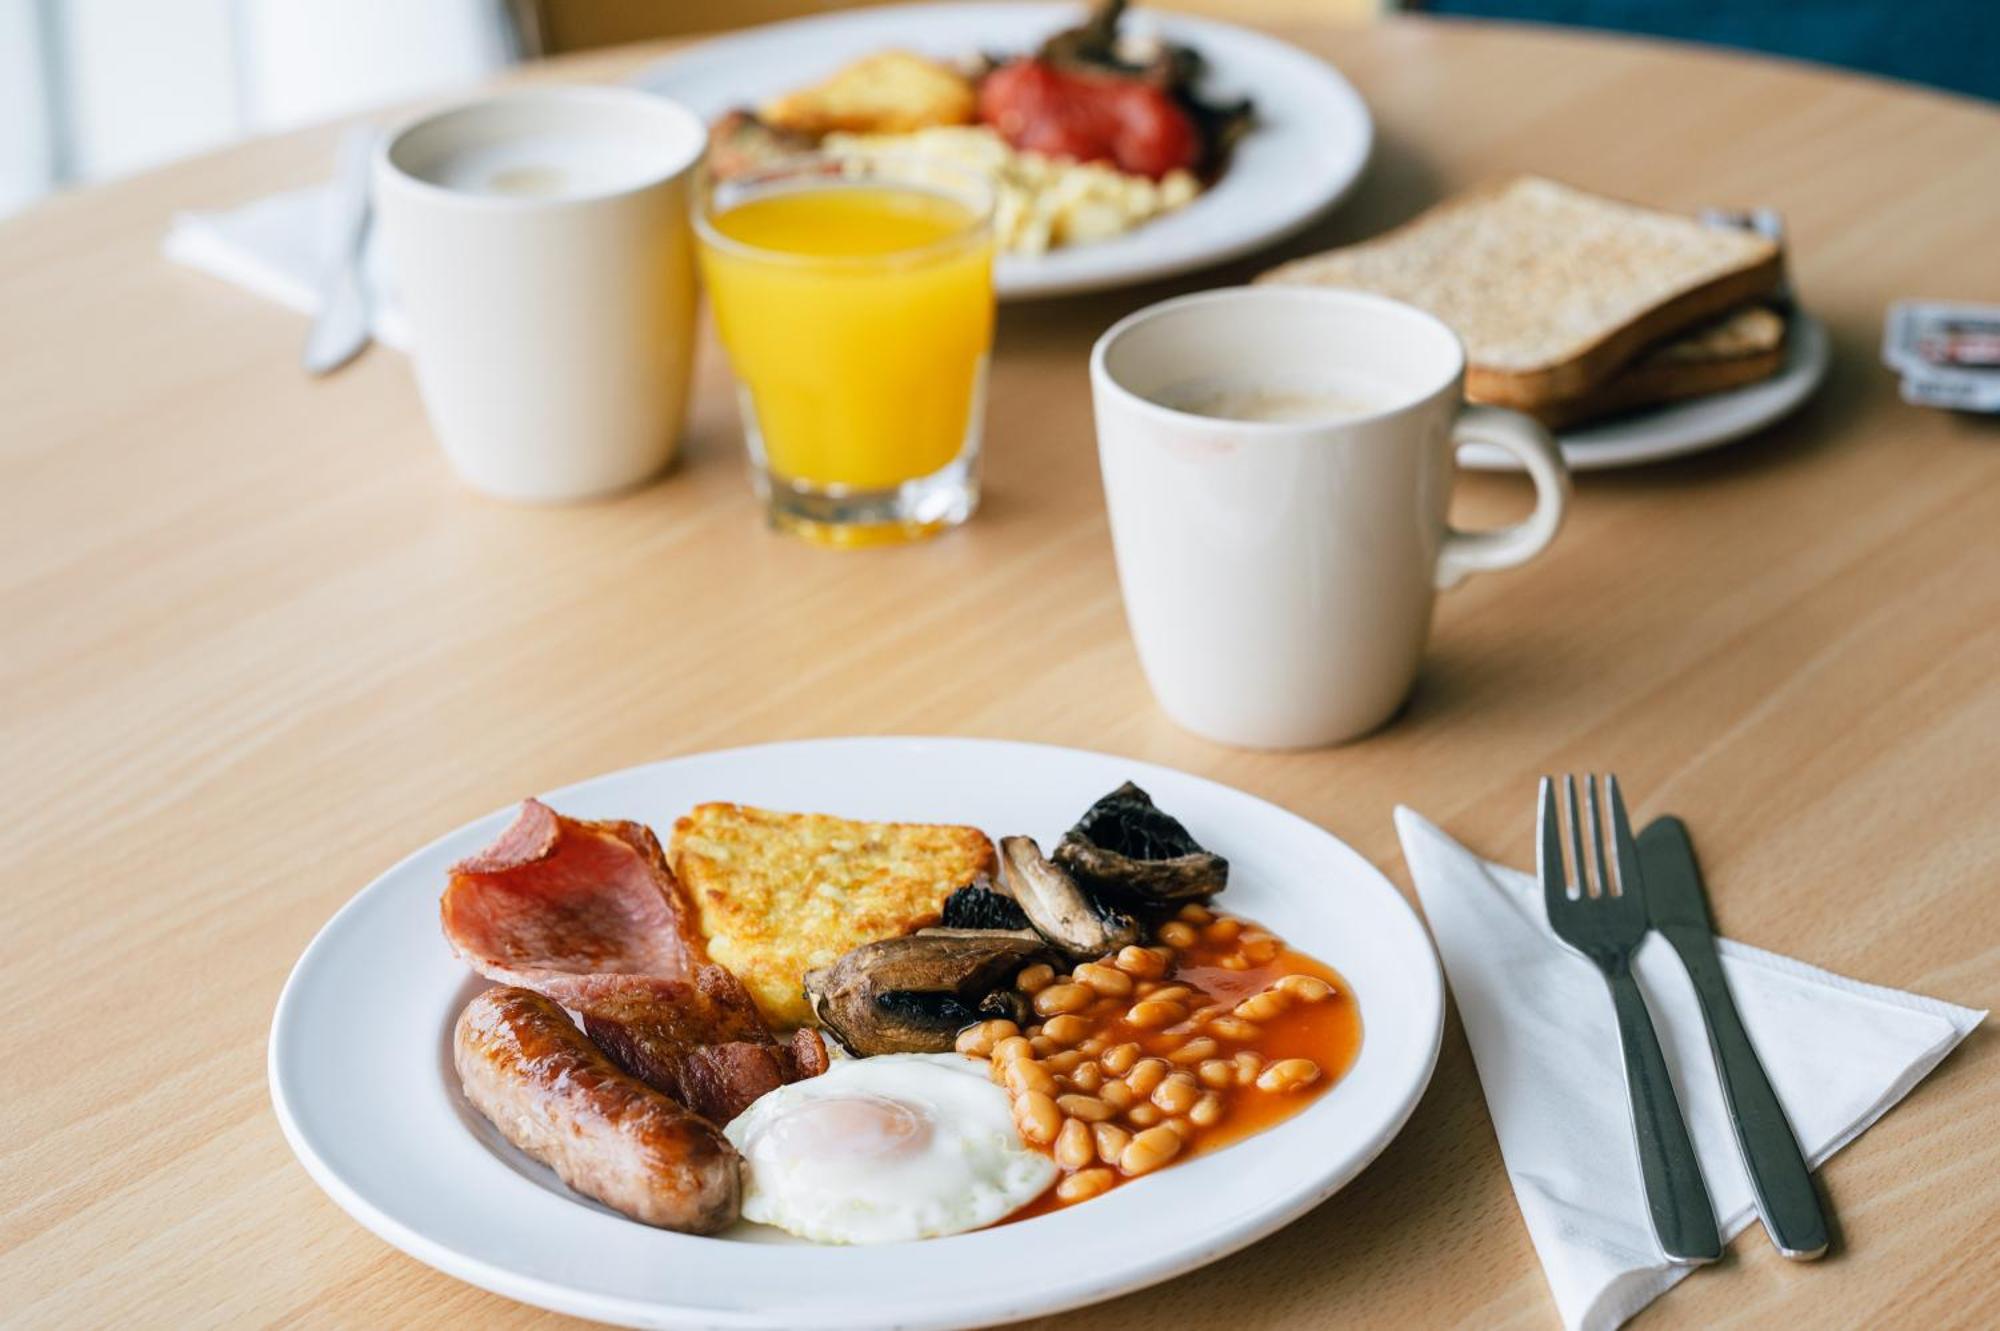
[1258,176,1789,429]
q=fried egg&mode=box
[723,1053,1056,1243]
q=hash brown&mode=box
[670,804,997,1029]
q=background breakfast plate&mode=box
[271,737,1443,1330]
[1458,310,1832,472]
[633,4,1373,300]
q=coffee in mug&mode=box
[375,88,705,503]
[1147,378,1387,424]
[1090,287,1571,748]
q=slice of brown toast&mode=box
[669,804,996,1029]
[1257,177,1785,408]
[1529,304,1789,429]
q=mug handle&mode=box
[1437,404,1571,589]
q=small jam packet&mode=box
[1883,302,2000,414]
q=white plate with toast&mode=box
[269,737,1442,1329]
[1460,309,1831,472]
[1259,177,1828,471]
[633,4,1373,299]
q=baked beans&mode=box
[1112,945,1168,978]
[1014,1091,1060,1144]
[1042,1014,1091,1046]
[1152,1073,1200,1115]
[1100,1041,1141,1076]
[1057,1093,1115,1122]
[977,908,1360,1219]
[1034,982,1093,1017]
[1256,1058,1322,1093]
[1233,989,1292,1022]
[1124,1058,1169,1097]
[1125,998,1183,1029]
[1054,1116,1094,1169]
[1119,1125,1183,1175]
[1073,962,1134,998]
[1015,962,1055,994]
[1056,1167,1116,1203]
[1043,1049,1085,1075]
[955,1019,1018,1057]
[1276,974,1336,1003]
[1207,1015,1259,1042]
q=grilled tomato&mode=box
[977,58,1200,180]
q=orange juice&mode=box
[697,186,995,493]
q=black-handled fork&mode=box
[1539,774,1722,1265]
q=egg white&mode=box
[724,1052,1057,1244]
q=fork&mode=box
[1539,774,1722,1265]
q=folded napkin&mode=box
[163,182,409,348]
[1395,807,1983,1331]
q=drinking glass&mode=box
[695,156,996,546]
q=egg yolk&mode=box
[754,1093,933,1163]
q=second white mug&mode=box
[375,87,705,503]
[1091,286,1570,748]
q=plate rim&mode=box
[269,736,1444,1330]
[629,2,1375,300]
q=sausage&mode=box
[453,986,741,1233]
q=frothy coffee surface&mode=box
[1151,379,1387,424]
[421,133,669,199]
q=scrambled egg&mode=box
[822,126,1202,255]
[670,804,997,1029]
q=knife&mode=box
[1640,816,1830,1260]
[302,128,379,375]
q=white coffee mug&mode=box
[1091,287,1570,748]
[375,87,704,502]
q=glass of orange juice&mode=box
[695,156,997,546]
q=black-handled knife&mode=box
[1639,816,1830,1260]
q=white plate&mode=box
[270,737,1443,1329]
[1459,311,1831,472]
[633,4,1373,299]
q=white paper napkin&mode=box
[163,182,410,348]
[1394,807,1983,1331]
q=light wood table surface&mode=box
[4,15,1996,1331]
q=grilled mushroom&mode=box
[999,835,1140,959]
[939,876,1031,932]
[1052,782,1229,903]
[803,929,1045,1056]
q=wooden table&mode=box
[4,15,1996,1330]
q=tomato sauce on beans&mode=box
[958,904,1362,1217]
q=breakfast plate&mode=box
[1458,310,1831,473]
[633,4,1374,299]
[270,737,1443,1329]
